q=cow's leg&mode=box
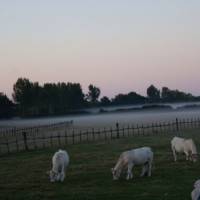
[172,146,177,162]
[56,173,61,181]
[188,153,192,161]
[184,151,189,161]
[140,165,147,177]
[147,161,152,177]
[126,163,133,180]
[60,172,65,182]
[60,166,66,182]
[141,162,152,177]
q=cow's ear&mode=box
[111,168,114,173]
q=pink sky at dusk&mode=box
[0,1,200,99]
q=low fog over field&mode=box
[0,107,200,129]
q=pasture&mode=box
[1,129,200,200]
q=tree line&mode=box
[0,78,199,118]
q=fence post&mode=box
[6,137,10,153]
[176,118,179,132]
[163,122,166,133]
[155,123,158,134]
[92,128,95,141]
[159,123,162,133]
[15,134,19,152]
[191,118,194,128]
[23,131,29,151]
[104,127,107,141]
[49,133,53,147]
[151,123,154,134]
[188,118,191,128]
[65,130,68,144]
[98,128,101,140]
[72,129,75,144]
[196,118,198,128]
[183,119,185,129]
[198,118,200,128]
[86,130,89,142]
[33,132,37,149]
[116,122,119,139]
[42,132,45,149]
[127,125,130,136]
[58,132,61,146]
[132,125,134,136]
[141,124,144,135]
[137,124,140,135]
[79,131,82,143]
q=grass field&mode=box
[1,129,200,200]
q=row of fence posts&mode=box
[1,117,200,155]
[20,118,184,152]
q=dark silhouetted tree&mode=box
[87,84,101,105]
[0,93,14,118]
[65,82,85,109]
[161,87,194,102]
[147,85,160,102]
[12,78,85,116]
[112,92,146,105]
[12,78,36,116]
[161,87,170,101]
[100,96,111,106]
[13,78,33,105]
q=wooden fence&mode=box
[0,118,200,155]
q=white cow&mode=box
[191,180,200,200]
[111,147,153,180]
[171,136,198,162]
[47,149,70,182]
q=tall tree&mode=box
[161,87,170,100]
[42,83,58,114]
[100,96,111,106]
[65,82,85,109]
[147,85,160,102]
[12,78,35,116]
[87,84,101,104]
[13,78,34,106]
[161,87,194,102]
[0,93,14,118]
[112,92,146,105]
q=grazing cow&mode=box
[171,136,198,162]
[191,180,200,200]
[111,147,153,180]
[47,149,70,182]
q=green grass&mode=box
[1,129,200,200]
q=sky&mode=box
[0,1,200,98]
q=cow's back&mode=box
[53,150,69,169]
[171,137,185,152]
[129,147,153,165]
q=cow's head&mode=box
[191,154,198,162]
[111,168,120,180]
[194,180,200,188]
[46,170,59,182]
